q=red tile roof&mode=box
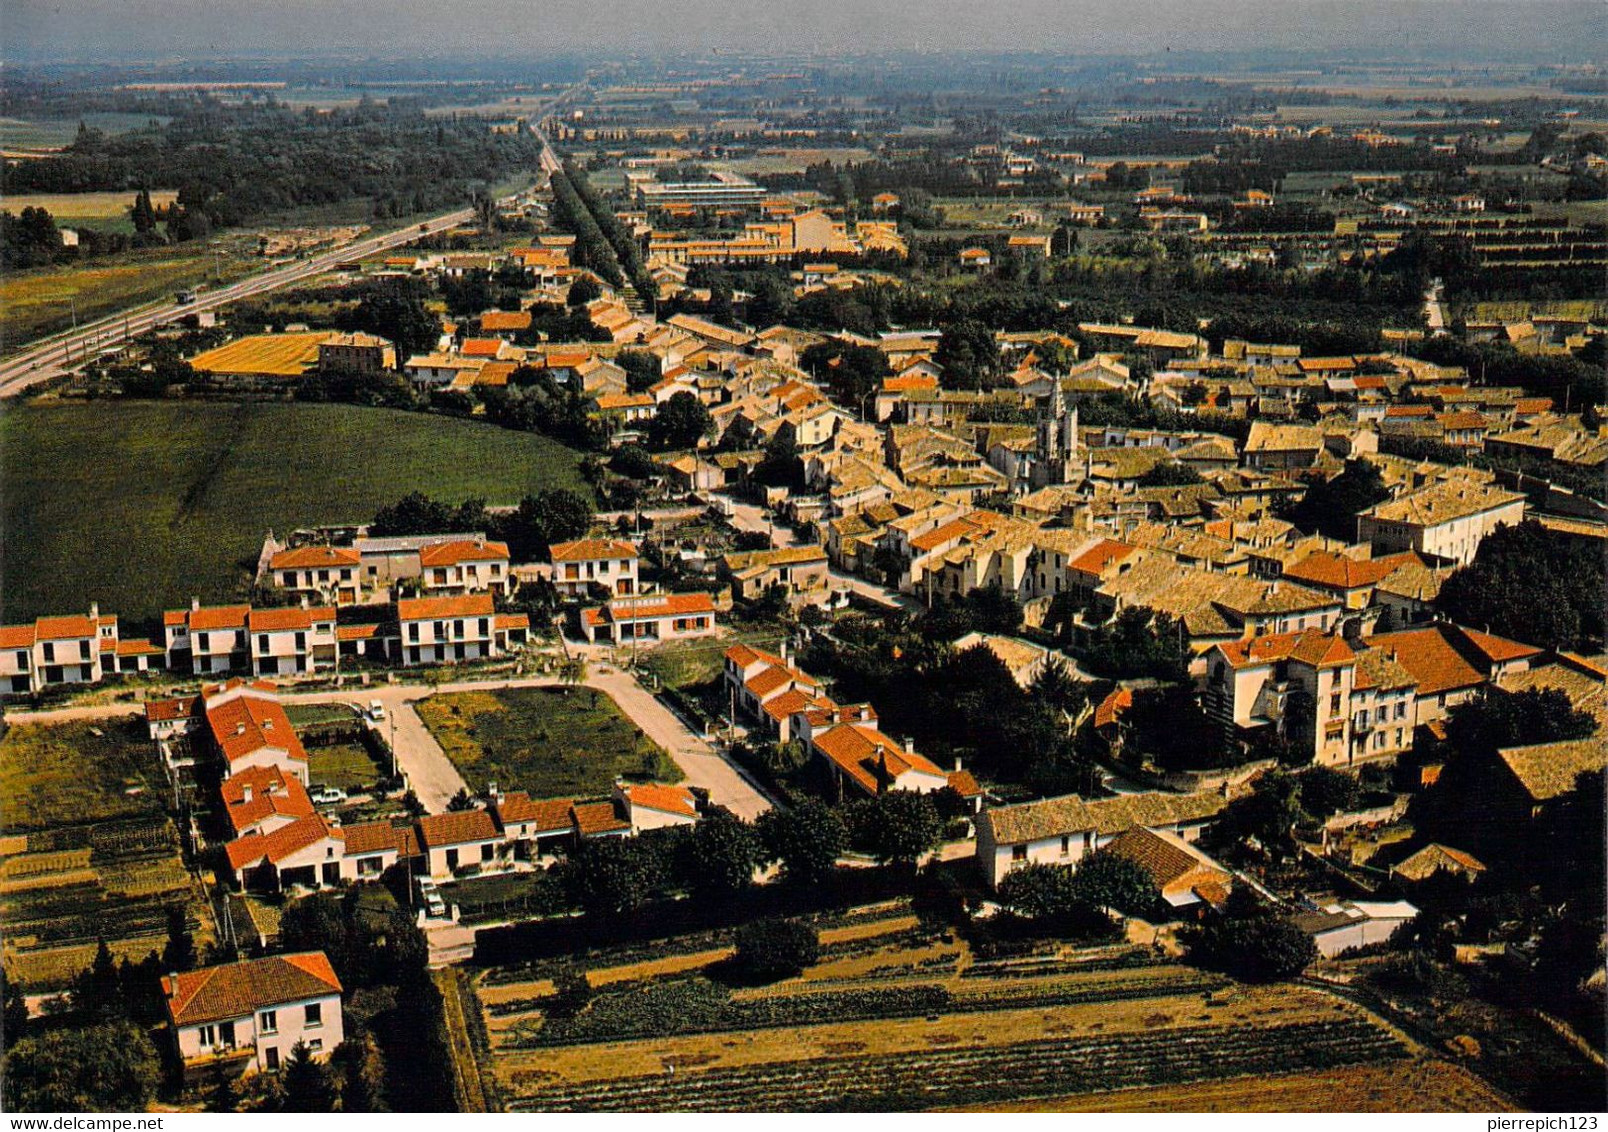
[419,539,510,567]
[1283,551,1416,592]
[1069,539,1137,577]
[416,809,499,848]
[224,815,340,871]
[572,800,631,836]
[164,952,341,1027]
[1366,623,1538,696]
[1093,687,1133,729]
[549,538,639,562]
[270,545,361,570]
[492,793,575,833]
[33,615,96,640]
[620,782,697,818]
[813,722,946,795]
[341,820,413,856]
[248,607,335,633]
[0,625,35,649]
[397,593,495,621]
[207,693,308,767]
[221,765,315,835]
[188,605,252,631]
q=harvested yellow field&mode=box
[189,331,334,378]
[976,1058,1517,1113]
[3,190,177,223]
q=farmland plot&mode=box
[470,906,1441,1113]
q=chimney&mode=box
[191,596,202,612]
[954,755,964,773]
[236,722,246,736]
[904,736,914,753]
[241,784,252,804]
[89,602,100,622]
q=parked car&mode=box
[368,700,386,723]
[425,896,448,919]
[309,786,348,805]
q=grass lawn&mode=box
[0,717,166,834]
[417,686,680,800]
[309,742,385,792]
[286,702,362,727]
[0,400,591,628]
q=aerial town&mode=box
[0,25,1603,1117]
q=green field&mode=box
[0,401,591,628]
[0,717,165,834]
[417,686,680,799]
[0,239,262,351]
[309,742,385,792]
[0,112,167,152]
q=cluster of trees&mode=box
[995,851,1160,936]
[1436,521,1605,652]
[481,370,606,451]
[7,99,545,239]
[562,161,656,302]
[800,617,1101,795]
[370,488,592,561]
[547,163,624,288]
[1279,459,1391,542]
[1182,889,1319,982]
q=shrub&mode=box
[732,918,820,983]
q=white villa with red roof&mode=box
[0,604,160,692]
[580,592,718,645]
[165,601,252,675]
[548,538,640,598]
[418,538,513,597]
[396,593,529,666]
[164,952,344,1075]
[248,605,337,678]
[267,545,362,605]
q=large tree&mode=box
[680,810,763,897]
[3,1021,160,1112]
[799,341,891,416]
[1436,520,1605,651]
[1184,890,1317,982]
[1281,459,1390,542]
[852,790,942,867]
[757,800,846,884]
[647,392,714,451]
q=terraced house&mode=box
[0,604,161,692]
[396,593,530,666]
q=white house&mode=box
[396,593,497,666]
[548,538,641,598]
[975,791,1228,890]
[268,546,362,605]
[163,952,344,1076]
[418,539,513,597]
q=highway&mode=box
[0,86,576,400]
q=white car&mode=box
[368,700,386,724]
[309,786,347,806]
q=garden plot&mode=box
[0,719,213,990]
[417,686,679,799]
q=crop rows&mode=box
[511,1017,1408,1112]
[501,969,1229,1046]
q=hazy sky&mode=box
[6,0,1603,62]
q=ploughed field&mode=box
[460,902,1484,1112]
